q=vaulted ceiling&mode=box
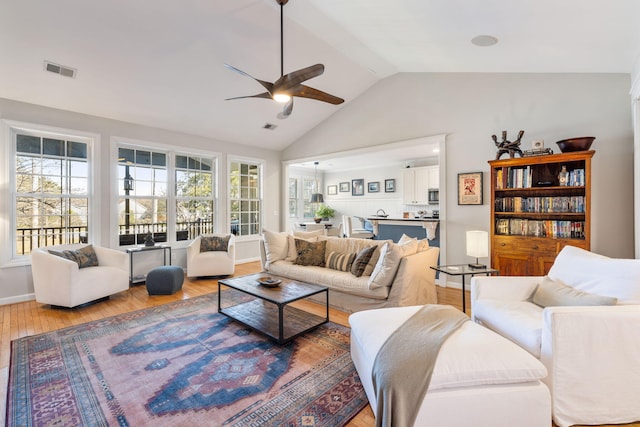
[1,0,638,152]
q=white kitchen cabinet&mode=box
[427,165,439,188]
[402,167,429,204]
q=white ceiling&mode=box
[1,0,639,156]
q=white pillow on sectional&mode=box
[261,229,289,268]
[548,245,640,304]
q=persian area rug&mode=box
[6,294,367,427]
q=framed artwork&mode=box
[327,185,338,195]
[339,182,350,192]
[385,179,395,193]
[352,179,365,196]
[458,172,483,205]
[368,182,380,193]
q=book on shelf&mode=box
[495,218,584,239]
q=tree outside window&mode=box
[175,155,215,240]
[229,160,262,236]
[14,133,90,255]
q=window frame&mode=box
[0,120,99,267]
[111,137,220,249]
[228,156,264,241]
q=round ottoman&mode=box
[146,266,184,295]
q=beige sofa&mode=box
[259,230,439,313]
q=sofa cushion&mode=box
[548,245,640,304]
[261,230,289,268]
[200,235,230,252]
[294,239,326,267]
[49,244,99,269]
[326,251,356,272]
[293,229,324,239]
[472,299,544,358]
[351,246,376,277]
[268,260,390,300]
[533,276,618,307]
[368,239,419,289]
[349,306,547,391]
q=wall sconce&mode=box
[466,230,488,269]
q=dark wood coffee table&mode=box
[218,273,329,344]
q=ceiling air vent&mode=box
[44,61,77,78]
[263,123,277,130]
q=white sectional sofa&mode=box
[350,305,551,427]
[471,245,640,427]
[259,230,439,312]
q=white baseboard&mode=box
[0,293,34,306]
[235,257,261,265]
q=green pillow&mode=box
[532,276,618,307]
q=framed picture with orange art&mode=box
[458,172,483,205]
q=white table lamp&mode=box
[466,230,489,269]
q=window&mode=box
[117,147,167,246]
[288,178,298,218]
[302,178,315,218]
[175,154,215,240]
[11,128,92,257]
[229,160,262,236]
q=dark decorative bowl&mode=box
[555,137,595,153]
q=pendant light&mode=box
[310,161,324,203]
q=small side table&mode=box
[431,264,499,313]
[126,245,172,286]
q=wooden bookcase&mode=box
[488,150,594,276]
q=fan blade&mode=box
[290,84,344,105]
[225,92,272,101]
[224,64,274,94]
[277,98,294,119]
[274,64,324,92]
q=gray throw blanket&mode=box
[372,305,469,427]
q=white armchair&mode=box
[31,244,129,308]
[471,246,640,427]
[187,234,235,277]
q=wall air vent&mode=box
[44,61,77,78]
[263,123,277,130]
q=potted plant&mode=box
[315,204,336,221]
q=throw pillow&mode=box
[368,238,419,289]
[532,276,618,307]
[49,245,99,269]
[286,235,317,261]
[350,245,376,277]
[326,251,357,272]
[261,229,289,267]
[294,239,327,267]
[200,235,230,252]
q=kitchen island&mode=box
[367,216,440,246]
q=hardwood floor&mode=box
[1,261,637,427]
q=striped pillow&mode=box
[350,246,376,277]
[326,251,356,272]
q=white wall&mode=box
[0,98,282,303]
[283,73,634,263]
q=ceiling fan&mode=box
[224,0,344,119]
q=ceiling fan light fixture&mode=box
[273,93,291,103]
